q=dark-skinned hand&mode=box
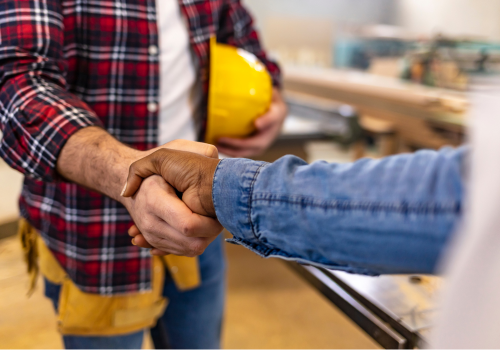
[121,148,221,256]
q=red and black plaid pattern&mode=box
[0,0,280,294]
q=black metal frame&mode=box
[287,262,424,349]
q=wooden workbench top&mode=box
[283,66,468,127]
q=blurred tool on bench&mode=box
[282,66,468,159]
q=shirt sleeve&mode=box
[0,0,103,182]
[213,147,467,275]
[217,0,281,88]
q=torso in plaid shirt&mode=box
[0,0,280,294]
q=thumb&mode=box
[122,142,218,198]
[121,150,165,197]
[254,109,275,131]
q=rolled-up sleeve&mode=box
[212,158,268,241]
[0,0,102,182]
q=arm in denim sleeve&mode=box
[213,147,467,275]
[0,0,102,182]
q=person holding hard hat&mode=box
[0,0,286,348]
[206,37,282,156]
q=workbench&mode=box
[283,66,468,150]
[287,263,439,349]
[257,81,450,348]
[258,121,441,349]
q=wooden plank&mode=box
[283,68,467,149]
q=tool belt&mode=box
[18,219,200,336]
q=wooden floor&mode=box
[222,237,379,349]
[0,234,379,349]
[0,236,63,349]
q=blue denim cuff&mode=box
[212,158,267,243]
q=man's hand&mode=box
[125,175,222,256]
[56,128,221,256]
[121,148,220,217]
[121,148,222,255]
[216,88,287,158]
[120,145,221,257]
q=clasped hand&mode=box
[120,90,286,256]
[121,141,222,256]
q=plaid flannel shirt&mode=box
[0,0,280,295]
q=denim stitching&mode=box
[247,163,266,240]
[252,194,461,216]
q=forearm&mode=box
[213,147,467,275]
[0,0,105,181]
[56,126,141,203]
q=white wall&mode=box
[397,0,500,41]
[242,0,397,66]
[0,159,23,224]
[243,0,397,36]
[243,0,396,26]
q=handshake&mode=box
[120,140,224,257]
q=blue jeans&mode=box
[44,235,226,349]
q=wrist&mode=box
[57,127,142,203]
[199,158,221,218]
[114,148,144,204]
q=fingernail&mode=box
[120,182,127,197]
[131,238,136,246]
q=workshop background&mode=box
[1,0,497,348]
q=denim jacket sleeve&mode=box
[212,147,467,275]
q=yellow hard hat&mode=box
[205,37,273,145]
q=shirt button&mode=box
[148,45,158,56]
[147,102,158,113]
[171,266,179,274]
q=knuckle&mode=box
[129,162,139,174]
[149,233,168,248]
[143,177,162,194]
[148,235,162,246]
[141,218,155,233]
[179,220,195,237]
[188,240,206,256]
[206,144,218,158]
[169,139,184,148]
[145,192,156,208]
